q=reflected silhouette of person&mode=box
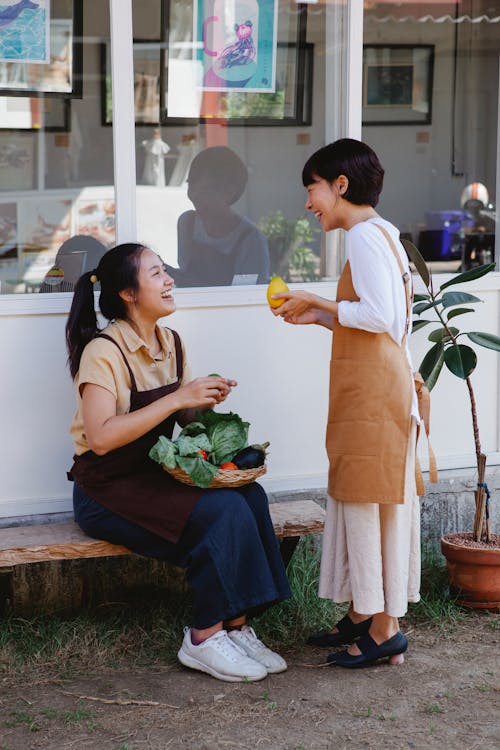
[167,146,270,287]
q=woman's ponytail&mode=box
[65,270,100,378]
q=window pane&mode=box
[0,0,114,294]
[134,0,346,287]
[363,1,498,273]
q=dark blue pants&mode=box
[73,482,291,629]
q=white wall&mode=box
[1,272,499,519]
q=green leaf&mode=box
[419,342,444,383]
[401,239,430,287]
[412,319,433,333]
[413,300,442,315]
[149,435,178,469]
[443,344,477,379]
[179,421,207,438]
[428,326,459,343]
[425,351,445,391]
[176,454,219,489]
[441,291,481,308]
[467,332,500,352]
[439,262,496,291]
[413,293,430,302]
[446,307,474,321]
[176,434,212,457]
[197,410,249,465]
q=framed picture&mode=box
[362,45,434,126]
[0,95,70,131]
[202,42,314,126]
[161,0,308,124]
[0,132,36,190]
[101,40,164,126]
[0,1,83,98]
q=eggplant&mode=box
[232,442,270,469]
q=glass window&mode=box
[133,0,347,287]
[363,1,499,273]
[0,0,114,294]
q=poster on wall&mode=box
[0,2,82,97]
[0,0,50,64]
[19,197,71,254]
[0,132,35,189]
[76,198,116,248]
[0,202,17,261]
[195,0,278,93]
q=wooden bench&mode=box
[0,500,325,612]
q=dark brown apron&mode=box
[69,330,202,544]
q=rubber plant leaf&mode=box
[443,344,477,379]
[428,326,459,343]
[419,342,444,384]
[467,331,500,352]
[441,291,481,308]
[413,293,430,302]
[413,300,442,315]
[412,319,433,332]
[401,239,430,287]
[425,349,445,391]
[439,262,496,291]
[446,307,474,321]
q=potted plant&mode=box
[404,241,500,609]
[258,211,320,282]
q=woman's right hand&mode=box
[176,376,235,409]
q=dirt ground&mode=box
[1,618,499,750]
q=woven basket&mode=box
[164,463,266,489]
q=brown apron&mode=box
[69,330,202,544]
[326,260,413,504]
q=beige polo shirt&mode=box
[70,319,191,455]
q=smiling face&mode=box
[304,174,349,231]
[123,247,175,321]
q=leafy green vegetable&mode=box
[197,410,249,465]
[176,434,212,457]
[149,435,178,469]
[149,409,251,488]
[179,421,207,438]
[177,454,219,489]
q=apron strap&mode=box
[97,333,138,392]
[372,223,438,491]
[169,328,183,382]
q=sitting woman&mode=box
[66,242,290,682]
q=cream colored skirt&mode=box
[318,420,421,618]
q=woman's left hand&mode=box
[212,377,237,403]
[271,290,316,319]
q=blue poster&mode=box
[0,0,50,64]
[196,0,278,93]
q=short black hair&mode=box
[302,138,384,207]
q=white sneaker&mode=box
[177,628,268,682]
[228,625,287,674]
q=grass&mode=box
[0,537,490,674]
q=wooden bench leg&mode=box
[280,536,300,568]
[0,568,12,614]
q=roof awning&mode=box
[363,1,500,23]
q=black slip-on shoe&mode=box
[326,630,408,668]
[307,615,372,648]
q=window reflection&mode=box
[363,1,498,273]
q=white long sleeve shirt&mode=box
[337,217,420,422]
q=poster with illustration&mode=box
[196,0,277,93]
[19,198,71,255]
[0,0,50,64]
[0,202,17,261]
[76,198,116,248]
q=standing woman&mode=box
[272,139,421,668]
[66,242,290,682]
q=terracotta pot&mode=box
[441,533,500,611]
